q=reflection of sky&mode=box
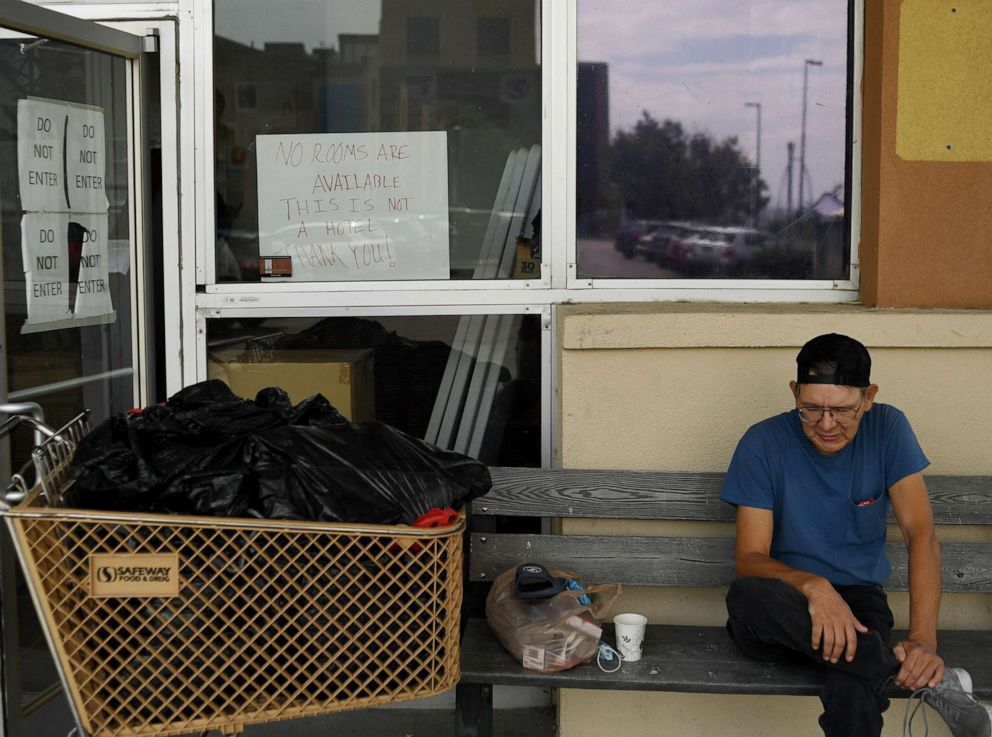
[627,34,807,68]
[580,0,849,211]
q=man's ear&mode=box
[863,384,879,410]
[789,380,798,396]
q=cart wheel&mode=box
[66,729,79,737]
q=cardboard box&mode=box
[208,348,375,422]
[513,235,541,278]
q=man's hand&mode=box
[804,578,869,663]
[890,474,943,691]
[892,640,943,690]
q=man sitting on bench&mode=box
[721,333,992,737]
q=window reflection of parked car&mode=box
[646,222,698,266]
[614,219,663,258]
[667,225,703,269]
[675,226,772,275]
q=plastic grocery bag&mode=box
[69,380,491,524]
[485,565,621,672]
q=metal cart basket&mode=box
[0,412,464,737]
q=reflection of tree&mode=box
[610,112,768,224]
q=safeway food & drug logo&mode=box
[89,553,180,598]
[95,565,174,584]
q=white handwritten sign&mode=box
[17,99,68,212]
[21,213,70,326]
[70,214,114,319]
[17,98,115,333]
[66,105,109,213]
[255,131,449,281]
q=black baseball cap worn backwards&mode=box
[796,333,872,388]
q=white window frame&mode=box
[184,0,863,466]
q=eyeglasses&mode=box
[796,401,863,424]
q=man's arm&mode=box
[735,505,868,664]
[889,471,943,690]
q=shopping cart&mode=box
[0,411,464,737]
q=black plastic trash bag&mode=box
[70,380,491,524]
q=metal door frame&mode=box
[0,4,149,735]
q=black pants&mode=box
[726,576,902,737]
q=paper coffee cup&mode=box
[613,613,647,661]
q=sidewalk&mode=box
[247,706,555,736]
[24,694,554,737]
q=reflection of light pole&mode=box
[786,141,795,216]
[745,102,761,227]
[798,58,822,215]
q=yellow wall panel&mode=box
[896,1,992,161]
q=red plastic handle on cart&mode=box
[125,402,166,416]
[411,508,459,528]
[388,508,458,555]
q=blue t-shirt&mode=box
[720,404,929,586]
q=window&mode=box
[205,314,543,467]
[210,0,547,464]
[0,34,136,432]
[212,0,541,283]
[576,0,853,281]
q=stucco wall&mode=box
[558,303,992,474]
[555,303,992,737]
[860,0,992,309]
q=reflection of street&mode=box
[576,238,679,279]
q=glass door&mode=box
[0,3,150,734]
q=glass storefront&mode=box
[203,0,859,464]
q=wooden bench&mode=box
[456,468,992,737]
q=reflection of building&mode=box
[215,35,382,139]
[376,1,540,153]
[378,0,541,271]
[378,0,538,84]
[213,33,383,261]
[316,35,380,133]
[577,62,609,236]
[381,0,541,143]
